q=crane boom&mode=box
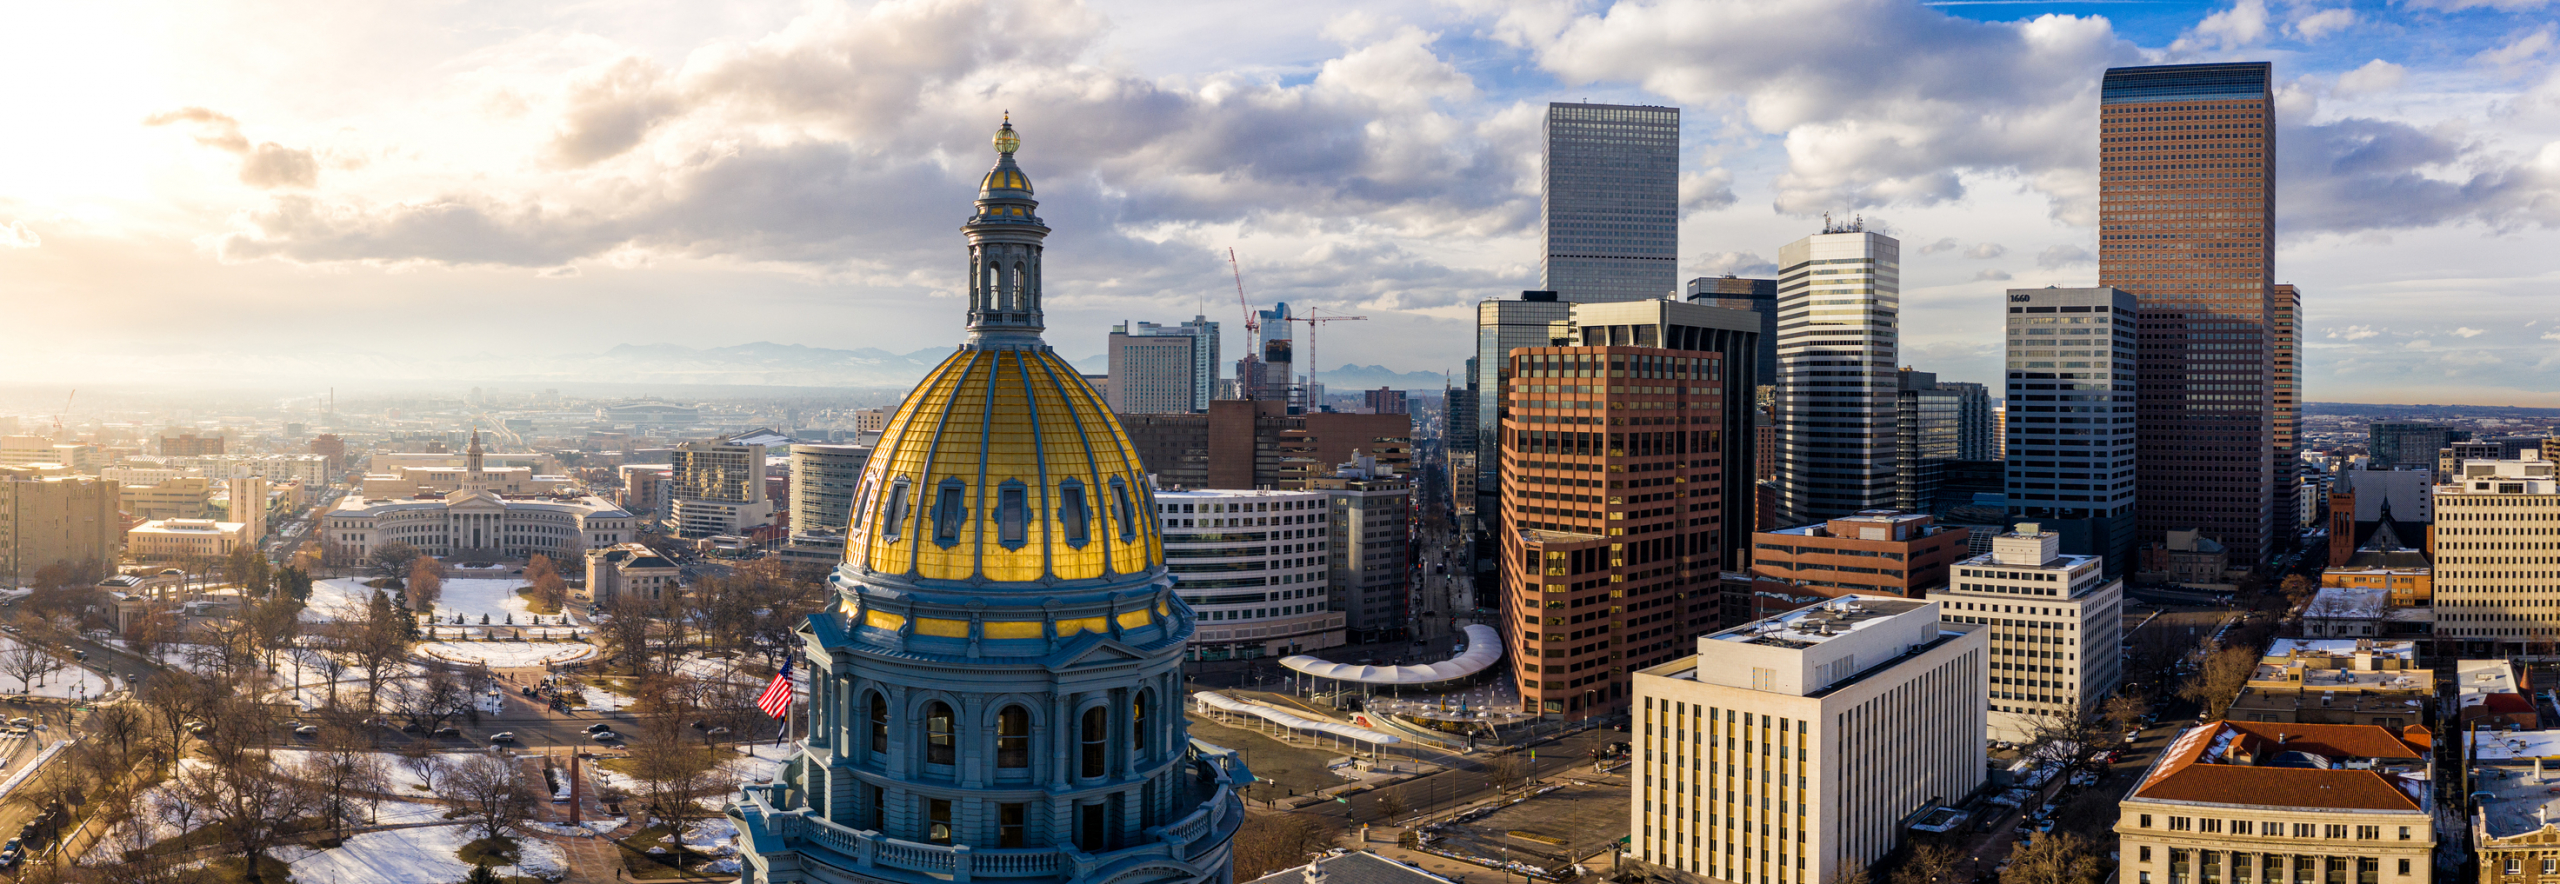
[1285,311,1367,404]
[1227,248,1258,337]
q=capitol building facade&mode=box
[321,432,638,562]
[729,119,1242,884]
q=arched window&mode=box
[1079,706,1108,779]
[869,693,889,754]
[926,701,956,766]
[997,706,1031,769]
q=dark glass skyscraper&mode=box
[2098,62,2279,564]
[1542,103,1680,302]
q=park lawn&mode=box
[617,823,718,879]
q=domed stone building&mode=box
[730,119,1245,884]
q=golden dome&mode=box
[845,346,1161,583]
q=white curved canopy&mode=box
[1278,624,1504,685]
[1192,691,1402,745]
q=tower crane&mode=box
[1227,248,1258,339]
[53,389,74,440]
[1286,310,1366,405]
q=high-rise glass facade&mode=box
[2098,62,2279,564]
[1130,315,1218,411]
[2004,286,2138,577]
[1541,103,1680,302]
[1687,276,1779,383]
[1776,228,1900,524]
[1896,370,1960,513]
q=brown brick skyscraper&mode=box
[1500,346,1724,719]
[2097,62,2279,564]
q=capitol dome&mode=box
[736,118,1241,884]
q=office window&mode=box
[927,798,952,845]
[996,706,1031,769]
[999,802,1026,847]
[925,702,956,765]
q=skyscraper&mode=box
[1240,302,1295,405]
[1896,369,1960,513]
[1131,315,1219,411]
[1541,103,1680,302]
[1776,224,1900,524]
[1500,344,1725,717]
[733,118,1240,884]
[1106,323,1196,414]
[2004,286,2138,578]
[2098,62,2280,563]
[1935,381,1997,462]
[1686,276,1778,384]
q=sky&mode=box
[1,0,2557,404]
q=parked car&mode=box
[706,726,731,736]
[489,732,516,743]
[293,725,320,738]
[590,730,618,742]
[432,726,461,738]
[584,723,613,734]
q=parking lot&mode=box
[1422,780,1626,875]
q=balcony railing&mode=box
[733,780,1239,883]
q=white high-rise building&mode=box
[228,476,270,542]
[1631,597,1985,884]
[1776,225,1899,525]
[2433,452,2560,655]
[1928,525,2123,743]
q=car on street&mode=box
[293,725,320,738]
[706,726,730,736]
[8,718,30,728]
[489,732,515,743]
[432,726,462,738]
[584,723,613,734]
[591,730,619,742]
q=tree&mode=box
[298,730,390,836]
[137,668,221,767]
[366,541,424,582]
[357,589,416,709]
[1372,789,1407,824]
[1889,844,1961,884]
[227,543,272,597]
[408,555,447,615]
[1229,813,1341,880]
[391,665,478,733]
[2277,573,2318,608]
[525,555,569,614]
[598,593,657,675]
[167,753,321,882]
[444,751,539,844]
[627,713,722,831]
[275,565,314,601]
[2101,693,2150,737]
[2001,832,2103,884]
[1827,867,1873,884]
[0,633,61,696]
[2177,645,2261,719]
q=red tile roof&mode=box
[2133,720,2428,812]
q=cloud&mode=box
[2036,244,2093,268]
[2278,115,2560,233]
[2475,24,2555,79]
[547,56,682,166]
[1698,250,1778,276]
[2405,0,2559,12]
[2543,331,2560,341]
[1964,242,2007,259]
[144,106,318,189]
[2287,7,2358,41]
[1681,169,1738,212]
[2453,326,2486,337]
[1973,268,2013,281]
[1526,0,2141,221]
[2172,0,2270,54]
[2336,60,2406,96]
[0,221,35,248]
[1919,237,1960,254]
[2331,325,2381,340]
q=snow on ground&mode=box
[311,577,581,640]
[283,823,565,884]
[372,799,458,825]
[265,749,458,794]
[722,741,797,787]
[577,682,632,712]
[0,636,116,700]
[682,817,740,856]
[417,641,595,668]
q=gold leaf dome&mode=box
[844,346,1161,583]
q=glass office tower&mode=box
[1775,225,1900,524]
[1541,103,1680,302]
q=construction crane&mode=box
[1227,248,1258,339]
[53,389,74,440]
[1286,310,1366,403]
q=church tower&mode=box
[729,119,1243,884]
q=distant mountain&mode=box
[1313,364,1460,391]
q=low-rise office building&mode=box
[583,542,680,605]
[121,477,212,521]
[2116,721,2434,884]
[2227,639,2430,729]
[127,519,250,560]
[1,471,122,581]
[1751,511,1969,599]
[1631,597,1985,884]
[2470,729,2560,884]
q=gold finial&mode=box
[994,112,1019,155]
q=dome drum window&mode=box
[925,701,956,766]
[1058,480,1091,547]
[996,480,1031,549]
[932,480,967,548]
[880,480,910,542]
[1110,478,1137,543]
[1078,706,1109,779]
[996,705,1031,769]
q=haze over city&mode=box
[3,0,2557,404]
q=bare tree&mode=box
[391,665,478,733]
[2177,645,2260,719]
[366,541,423,582]
[524,555,569,614]
[2001,832,2104,884]
[1229,813,1342,880]
[1889,844,1962,884]
[0,634,61,696]
[444,751,540,844]
[298,730,390,836]
[2101,693,2149,737]
[627,712,723,832]
[137,668,221,766]
[597,593,656,675]
[168,752,322,883]
[396,740,447,796]
[407,555,447,615]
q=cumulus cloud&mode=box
[1919,237,1960,254]
[143,107,318,189]
[1681,169,1737,212]
[0,220,35,248]
[1528,0,2140,220]
[2172,0,2270,54]
[1973,268,2013,281]
[2454,326,2486,337]
[1965,242,2007,259]
[2544,331,2560,341]
[2287,7,2358,41]
[2410,0,2560,13]
[2036,244,2093,268]
[2336,60,2407,96]
[1698,250,1778,276]
[2476,24,2555,79]
[547,56,682,166]
[2331,325,2381,340]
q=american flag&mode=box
[756,659,795,720]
